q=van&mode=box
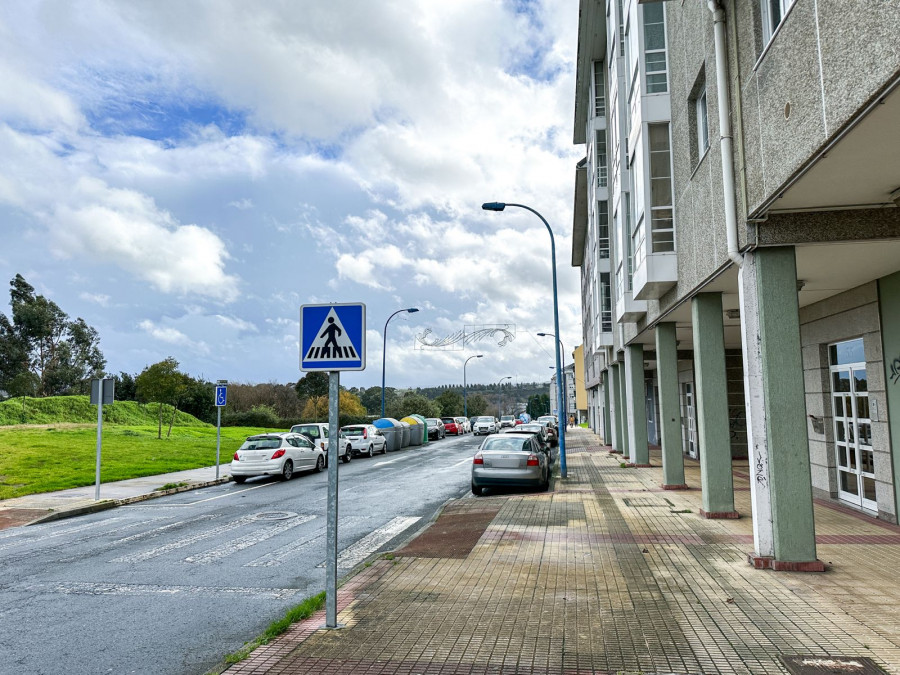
[289,423,351,463]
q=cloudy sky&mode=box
[0,0,583,391]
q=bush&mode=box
[223,405,281,428]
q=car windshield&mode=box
[476,417,493,422]
[483,437,530,452]
[291,425,322,438]
[240,437,282,450]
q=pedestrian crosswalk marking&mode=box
[317,516,421,569]
[110,514,257,563]
[184,514,314,564]
[304,307,359,361]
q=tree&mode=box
[434,390,463,417]
[386,391,439,419]
[465,393,489,417]
[135,357,187,439]
[339,390,367,417]
[0,275,105,396]
[359,385,391,416]
[527,393,550,419]
[295,372,329,421]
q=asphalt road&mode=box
[0,432,484,675]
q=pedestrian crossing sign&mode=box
[300,303,366,371]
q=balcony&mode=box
[633,251,677,300]
[615,290,646,323]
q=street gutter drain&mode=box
[252,511,297,521]
[779,655,888,674]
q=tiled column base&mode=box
[662,483,690,490]
[608,449,622,454]
[747,553,827,572]
[625,463,652,468]
[700,509,740,519]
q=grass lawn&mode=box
[0,424,271,500]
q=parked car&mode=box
[425,418,446,440]
[499,415,517,429]
[339,424,387,457]
[231,432,324,483]
[441,417,461,435]
[471,433,550,495]
[455,416,471,434]
[505,423,556,464]
[537,415,559,430]
[289,422,350,463]
[535,419,559,447]
[473,416,498,435]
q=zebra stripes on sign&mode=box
[304,343,358,360]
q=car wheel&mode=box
[381,443,387,455]
[471,482,482,496]
[280,460,294,481]
[541,471,551,491]
[233,475,247,484]
[342,448,351,463]
[368,444,374,458]
[315,455,325,473]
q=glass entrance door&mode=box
[829,338,877,512]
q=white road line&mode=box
[0,518,124,553]
[110,514,257,563]
[451,457,473,468]
[243,515,365,567]
[184,514,315,564]
[121,481,274,507]
[318,516,421,569]
[112,514,218,545]
[28,581,302,600]
[244,532,323,567]
[372,458,404,467]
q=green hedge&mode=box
[0,395,210,427]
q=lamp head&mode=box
[537,332,548,337]
[481,202,506,212]
[476,354,483,358]
[406,307,419,314]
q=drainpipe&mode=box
[708,0,742,268]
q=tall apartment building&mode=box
[572,0,900,570]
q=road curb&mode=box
[25,476,234,527]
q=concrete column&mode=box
[656,323,687,488]
[609,363,623,453]
[601,370,612,446]
[744,248,820,570]
[878,271,900,525]
[617,358,630,459]
[691,293,737,518]
[625,343,650,466]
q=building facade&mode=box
[572,0,900,569]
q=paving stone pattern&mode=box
[226,428,900,674]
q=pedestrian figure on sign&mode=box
[320,317,342,358]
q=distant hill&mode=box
[0,395,211,427]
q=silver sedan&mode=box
[471,433,550,495]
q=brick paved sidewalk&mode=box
[224,428,900,674]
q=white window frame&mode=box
[696,86,709,156]
[648,123,675,253]
[761,0,797,45]
[596,130,608,188]
[593,61,606,118]
[642,2,668,94]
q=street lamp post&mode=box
[381,307,419,418]
[482,201,567,477]
[463,354,484,418]
[538,332,567,426]
[496,376,512,418]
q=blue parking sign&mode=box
[300,303,366,371]
[215,385,227,407]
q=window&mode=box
[596,130,608,188]
[593,61,606,118]
[624,192,633,290]
[643,2,668,94]
[617,0,625,57]
[762,0,797,44]
[633,215,646,269]
[597,200,609,259]
[600,272,612,332]
[696,86,709,156]
[648,123,675,253]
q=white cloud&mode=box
[214,314,257,332]
[79,292,110,307]
[138,319,209,355]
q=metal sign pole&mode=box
[216,406,222,480]
[95,394,103,501]
[325,370,342,629]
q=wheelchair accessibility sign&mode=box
[300,303,366,372]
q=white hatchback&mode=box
[290,423,350,463]
[230,433,324,483]
[339,424,388,457]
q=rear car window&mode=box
[241,437,282,450]
[483,437,530,452]
[291,425,322,438]
[341,427,364,436]
[441,418,455,424]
